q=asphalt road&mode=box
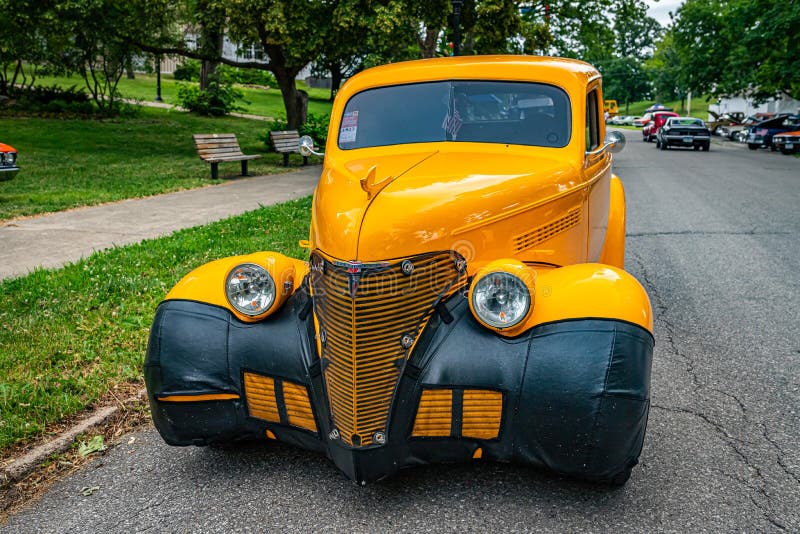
[3,134,799,533]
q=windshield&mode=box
[782,116,800,128]
[337,81,571,150]
[669,118,704,126]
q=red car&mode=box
[0,142,19,181]
[643,112,678,142]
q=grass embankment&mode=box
[0,196,311,451]
[617,96,711,120]
[0,106,317,221]
[30,74,334,118]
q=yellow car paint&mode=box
[165,252,308,323]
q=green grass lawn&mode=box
[0,196,311,451]
[30,73,334,119]
[0,106,318,221]
[617,96,711,120]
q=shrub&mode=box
[173,60,201,82]
[217,65,277,87]
[176,76,246,116]
[264,113,330,149]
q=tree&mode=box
[669,0,799,102]
[597,57,651,113]
[611,0,662,59]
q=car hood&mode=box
[311,146,582,261]
[0,143,16,152]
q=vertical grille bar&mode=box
[311,252,464,447]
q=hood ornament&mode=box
[360,165,393,199]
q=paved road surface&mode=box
[3,136,798,532]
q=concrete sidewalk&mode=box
[0,166,320,281]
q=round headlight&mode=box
[6,152,16,165]
[225,263,275,316]
[471,272,531,329]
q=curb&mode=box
[0,389,147,486]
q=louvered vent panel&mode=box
[513,207,581,253]
[412,389,453,437]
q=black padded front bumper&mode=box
[144,291,653,484]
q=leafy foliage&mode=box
[669,0,800,101]
[265,112,330,146]
[176,75,246,116]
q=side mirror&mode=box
[299,135,323,157]
[605,130,626,153]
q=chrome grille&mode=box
[310,251,465,447]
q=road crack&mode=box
[629,250,795,530]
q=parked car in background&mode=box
[772,130,800,155]
[634,113,652,127]
[644,104,673,114]
[705,111,745,135]
[0,142,19,181]
[718,113,774,141]
[746,114,799,150]
[656,117,711,151]
[643,111,679,142]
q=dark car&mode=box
[0,142,19,181]
[718,113,773,141]
[746,114,799,150]
[656,117,711,151]
[772,130,800,155]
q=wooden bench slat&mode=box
[195,141,243,149]
[204,154,261,163]
[197,148,245,157]
[193,133,237,140]
[271,132,300,139]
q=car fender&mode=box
[599,174,625,269]
[165,252,309,322]
[516,262,652,335]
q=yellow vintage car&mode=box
[144,56,653,486]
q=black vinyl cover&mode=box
[145,290,653,484]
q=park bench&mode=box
[269,130,309,167]
[193,133,261,180]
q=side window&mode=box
[586,90,600,151]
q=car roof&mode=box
[338,56,601,101]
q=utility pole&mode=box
[451,0,463,56]
[155,55,163,103]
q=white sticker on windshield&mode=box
[340,111,358,144]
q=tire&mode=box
[769,145,777,152]
[747,143,759,150]
[606,465,634,487]
[702,143,710,152]
[693,145,700,151]
[655,140,661,148]
[660,140,668,150]
[780,149,793,155]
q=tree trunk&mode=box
[417,27,440,58]
[199,32,223,90]
[329,62,343,102]
[275,68,306,129]
[125,54,135,79]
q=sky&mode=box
[645,0,684,26]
